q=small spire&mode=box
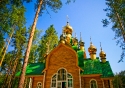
[80,32,82,41]
[62,26,63,34]
[66,15,69,25]
[100,42,102,51]
[75,33,76,38]
[90,36,92,45]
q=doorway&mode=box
[62,82,66,88]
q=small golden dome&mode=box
[88,43,97,54]
[63,22,73,34]
[99,50,106,58]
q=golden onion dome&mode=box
[63,22,73,34]
[88,43,97,53]
[99,50,106,58]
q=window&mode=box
[52,75,56,87]
[67,74,73,87]
[90,79,97,88]
[58,69,66,81]
[51,68,73,88]
[36,82,42,88]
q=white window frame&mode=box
[51,74,57,88]
[67,73,73,88]
[89,79,98,88]
[50,68,73,88]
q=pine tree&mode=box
[38,25,58,62]
[102,0,125,62]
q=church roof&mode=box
[100,61,114,78]
[16,63,45,76]
[80,58,102,75]
[76,48,114,78]
[16,45,114,78]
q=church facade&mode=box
[16,22,114,88]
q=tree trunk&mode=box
[0,29,14,67]
[9,55,20,88]
[18,0,43,88]
[112,1,125,41]
[115,12,125,41]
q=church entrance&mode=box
[51,68,73,88]
[57,81,66,88]
[62,82,66,88]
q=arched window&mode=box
[51,74,56,87]
[36,82,42,88]
[51,68,73,88]
[90,79,97,88]
[67,73,73,87]
[58,69,66,81]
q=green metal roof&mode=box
[100,61,114,78]
[80,58,102,75]
[75,48,114,78]
[72,45,78,52]
[16,63,45,76]
[77,50,84,67]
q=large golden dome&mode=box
[63,22,73,34]
[88,43,97,54]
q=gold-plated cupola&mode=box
[63,22,73,35]
[79,32,85,51]
[99,42,106,63]
[88,38,97,60]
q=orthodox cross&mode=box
[100,42,102,51]
[90,36,92,44]
[66,15,69,23]
[80,32,82,41]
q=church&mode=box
[16,22,114,88]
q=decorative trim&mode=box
[89,79,98,88]
[81,74,102,77]
[43,71,46,88]
[101,77,114,80]
[101,79,104,88]
[21,75,44,77]
[28,77,32,88]
[37,82,42,88]
[79,69,81,88]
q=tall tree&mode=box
[28,27,42,63]
[102,0,125,62]
[113,70,125,88]
[38,25,58,62]
[0,0,27,66]
[18,0,75,87]
[0,1,27,88]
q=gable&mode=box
[44,43,80,71]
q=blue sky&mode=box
[24,0,125,73]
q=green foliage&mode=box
[28,27,42,63]
[38,25,58,62]
[113,70,125,88]
[0,0,28,87]
[0,75,5,87]
[102,0,125,62]
[35,0,75,15]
